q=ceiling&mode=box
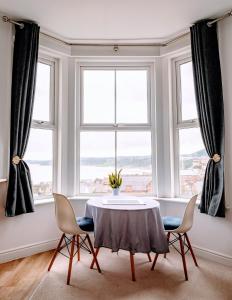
[0,0,231,43]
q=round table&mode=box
[85,196,169,254]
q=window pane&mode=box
[116,70,148,123]
[83,70,115,123]
[180,62,197,121]
[80,132,115,193]
[117,132,152,193]
[33,62,51,121]
[179,128,208,198]
[24,129,53,198]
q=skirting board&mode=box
[0,234,95,264]
[0,239,60,264]
[0,239,232,267]
[192,245,232,267]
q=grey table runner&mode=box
[85,196,169,254]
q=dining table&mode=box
[85,195,169,281]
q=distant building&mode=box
[179,156,208,197]
[33,181,52,197]
[120,175,152,193]
[80,174,152,194]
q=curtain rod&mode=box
[2,16,24,29]
[1,15,189,47]
[40,32,166,47]
[207,9,232,27]
[2,8,232,46]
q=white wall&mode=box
[0,13,11,179]
[218,17,232,208]
[0,15,232,264]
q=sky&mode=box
[179,128,205,155]
[83,70,148,124]
[80,131,151,158]
[180,62,198,121]
[32,63,51,121]
[179,62,205,155]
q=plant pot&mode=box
[112,188,120,196]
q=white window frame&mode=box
[172,55,200,197]
[30,55,59,199]
[76,62,156,196]
[80,66,151,127]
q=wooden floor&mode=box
[0,251,53,300]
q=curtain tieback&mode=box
[211,153,221,163]
[12,155,23,165]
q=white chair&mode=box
[48,193,101,285]
[151,195,198,280]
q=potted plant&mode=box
[108,169,123,196]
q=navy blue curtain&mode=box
[190,20,225,217]
[5,22,40,217]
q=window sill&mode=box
[155,197,200,205]
[34,195,200,206]
[34,198,54,206]
[68,196,90,201]
[34,196,90,206]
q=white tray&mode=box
[102,199,146,205]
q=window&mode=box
[24,59,57,199]
[80,67,152,194]
[174,59,208,198]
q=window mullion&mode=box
[114,69,117,125]
[114,69,117,172]
[115,130,117,173]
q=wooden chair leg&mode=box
[184,233,198,267]
[48,233,65,271]
[67,235,75,285]
[130,252,136,281]
[179,234,188,281]
[90,247,100,269]
[164,232,171,258]
[86,234,101,273]
[76,235,80,261]
[147,253,152,262]
[151,253,159,270]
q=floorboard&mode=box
[0,251,53,300]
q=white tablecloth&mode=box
[85,196,169,254]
